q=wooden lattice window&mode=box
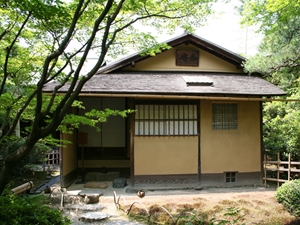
[212,103,238,130]
[135,104,197,136]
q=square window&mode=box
[212,103,237,130]
[225,172,237,183]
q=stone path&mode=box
[38,175,143,224]
[63,199,144,225]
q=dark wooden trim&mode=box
[125,98,130,159]
[61,169,77,188]
[59,132,63,188]
[129,98,135,186]
[77,147,128,160]
[100,98,103,155]
[198,101,201,183]
[134,99,199,105]
[134,135,198,137]
[77,168,130,178]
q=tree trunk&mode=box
[0,163,13,194]
[0,141,36,194]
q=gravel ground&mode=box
[47,176,281,224]
[55,185,278,225]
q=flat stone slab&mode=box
[65,204,104,211]
[84,181,108,189]
[79,212,110,221]
[78,189,103,196]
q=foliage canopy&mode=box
[0,194,71,225]
[239,0,300,157]
[0,0,216,194]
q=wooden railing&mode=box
[264,153,300,187]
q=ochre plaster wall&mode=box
[200,100,261,173]
[134,136,198,175]
[61,133,77,177]
[122,45,243,73]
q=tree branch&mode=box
[40,0,117,138]
[0,13,20,41]
[0,106,13,139]
[0,11,32,96]
[42,69,75,119]
[272,54,300,71]
[5,92,36,138]
[34,0,87,137]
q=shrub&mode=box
[0,193,71,225]
[276,180,300,217]
[2,139,52,176]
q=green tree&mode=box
[0,0,216,194]
[240,0,300,77]
[239,0,300,158]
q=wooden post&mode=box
[78,132,88,183]
[264,154,267,188]
[129,99,135,187]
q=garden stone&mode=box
[79,212,110,222]
[84,194,100,204]
[112,178,127,188]
[78,189,103,204]
[65,204,104,211]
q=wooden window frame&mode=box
[135,102,198,136]
[225,172,237,183]
[212,103,238,130]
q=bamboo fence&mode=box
[264,153,300,187]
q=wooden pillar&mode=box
[264,154,267,188]
[129,98,135,187]
[78,132,88,182]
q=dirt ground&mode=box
[55,179,299,224]
[99,187,298,225]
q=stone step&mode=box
[64,203,104,211]
[79,212,110,222]
[78,189,103,204]
[63,201,144,224]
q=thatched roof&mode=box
[43,72,285,97]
